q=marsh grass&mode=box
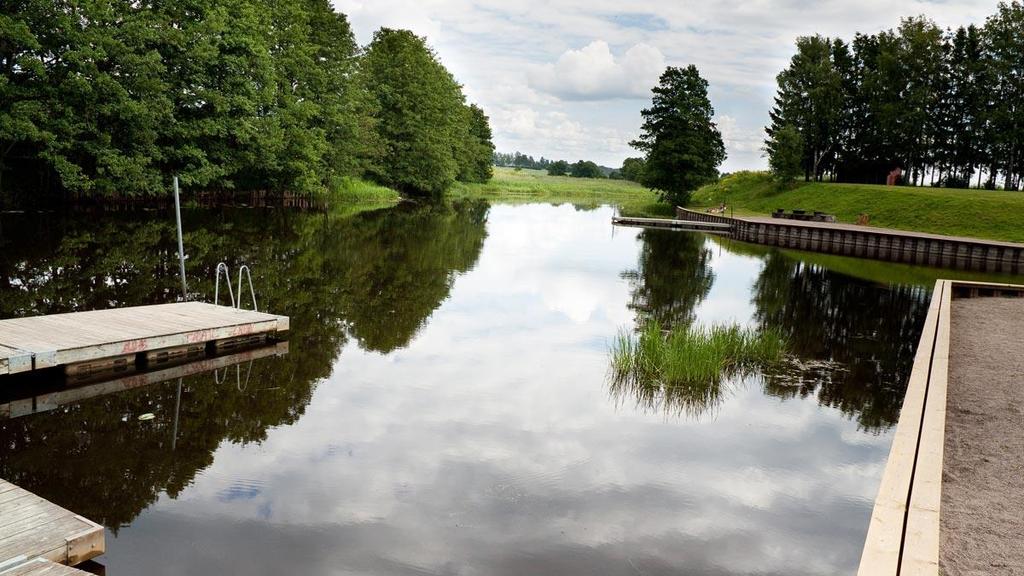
[609,320,788,417]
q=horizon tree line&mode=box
[0,0,494,204]
[766,1,1024,189]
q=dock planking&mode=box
[0,558,94,576]
[0,479,104,568]
[0,302,288,376]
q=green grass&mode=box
[326,177,401,216]
[451,167,671,216]
[609,320,787,417]
[691,171,1024,243]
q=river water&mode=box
[0,202,1013,575]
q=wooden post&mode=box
[173,176,188,299]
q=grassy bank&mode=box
[326,177,402,216]
[451,167,670,216]
[691,171,1024,243]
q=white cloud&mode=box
[333,0,1005,168]
[528,41,665,101]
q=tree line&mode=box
[766,2,1024,189]
[0,0,494,203]
[493,151,616,179]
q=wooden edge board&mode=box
[857,279,945,575]
[63,517,104,566]
[900,280,951,576]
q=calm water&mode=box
[0,202,1005,575]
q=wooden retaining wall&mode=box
[674,208,1024,273]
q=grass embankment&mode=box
[609,321,787,416]
[451,167,670,216]
[691,171,1024,243]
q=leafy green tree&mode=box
[569,160,603,178]
[765,124,804,182]
[983,1,1024,190]
[454,103,495,183]
[360,28,466,197]
[631,65,726,206]
[547,160,569,176]
[766,35,844,181]
[620,157,646,181]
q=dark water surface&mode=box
[1,203,1007,575]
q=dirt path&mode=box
[942,297,1024,575]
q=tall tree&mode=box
[631,65,726,206]
[454,103,495,183]
[983,1,1024,190]
[765,35,844,181]
[360,28,467,197]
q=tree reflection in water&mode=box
[617,230,930,430]
[0,200,489,529]
[753,252,929,432]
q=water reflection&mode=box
[622,229,714,327]
[751,252,930,431]
[0,203,994,575]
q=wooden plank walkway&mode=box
[0,480,104,568]
[858,279,1024,575]
[0,302,288,376]
[1,341,288,420]
[0,558,93,576]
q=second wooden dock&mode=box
[0,302,289,377]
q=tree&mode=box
[547,160,569,176]
[360,28,468,197]
[620,157,646,181]
[631,65,726,206]
[569,160,603,178]
[983,1,1024,190]
[454,103,495,183]
[765,124,804,182]
[765,35,844,182]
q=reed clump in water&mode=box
[609,320,788,417]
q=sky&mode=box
[335,0,1002,172]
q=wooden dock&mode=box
[611,216,732,233]
[0,479,104,569]
[0,302,288,377]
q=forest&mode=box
[0,0,494,204]
[766,1,1024,188]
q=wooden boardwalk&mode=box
[0,480,104,569]
[858,280,1024,575]
[0,302,288,376]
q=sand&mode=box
[941,297,1024,575]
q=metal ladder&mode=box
[214,262,258,311]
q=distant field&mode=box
[451,167,670,216]
[692,171,1024,243]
